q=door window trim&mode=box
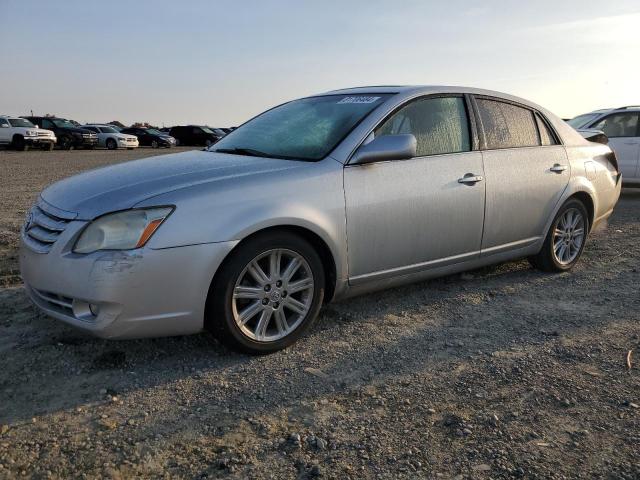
[346,93,478,166]
[587,111,640,138]
[470,94,563,151]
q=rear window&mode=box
[476,99,539,149]
[591,113,639,138]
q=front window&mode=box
[211,94,391,161]
[566,113,601,129]
[51,118,77,128]
[9,118,35,128]
[374,96,471,156]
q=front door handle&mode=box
[458,173,484,185]
[550,164,568,173]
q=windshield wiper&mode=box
[213,147,271,158]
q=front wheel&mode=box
[529,198,589,272]
[151,140,159,148]
[206,232,325,354]
[106,138,117,150]
[59,136,73,150]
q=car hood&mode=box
[41,150,306,219]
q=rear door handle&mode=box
[550,164,568,173]
[458,173,484,185]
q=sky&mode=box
[1,0,639,127]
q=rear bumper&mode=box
[20,224,238,339]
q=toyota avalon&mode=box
[20,86,621,353]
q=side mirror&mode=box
[351,134,417,165]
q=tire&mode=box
[205,139,212,147]
[175,138,181,146]
[12,135,28,151]
[206,231,325,354]
[529,198,589,272]
[151,140,159,148]
[59,136,73,150]
[106,138,117,150]
[42,143,54,151]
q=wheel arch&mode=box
[205,224,338,316]
[569,191,595,231]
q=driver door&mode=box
[344,95,486,284]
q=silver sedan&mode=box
[20,86,622,353]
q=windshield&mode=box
[99,126,118,133]
[211,94,391,160]
[567,113,602,129]
[52,118,77,128]
[201,127,214,134]
[9,118,35,128]
[146,128,163,135]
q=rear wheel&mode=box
[151,140,159,148]
[106,138,117,150]
[529,198,589,272]
[206,232,325,354]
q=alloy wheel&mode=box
[552,207,585,265]
[231,249,314,342]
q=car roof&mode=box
[577,106,640,116]
[318,85,551,112]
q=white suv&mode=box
[82,124,139,150]
[0,116,57,151]
[568,106,640,184]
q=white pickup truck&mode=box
[0,116,57,150]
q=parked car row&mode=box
[1,116,233,151]
[567,106,640,185]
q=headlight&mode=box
[73,207,173,254]
[25,130,37,137]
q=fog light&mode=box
[89,303,100,316]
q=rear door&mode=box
[589,112,640,180]
[344,95,486,283]
[473,97,569,254]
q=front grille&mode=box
[31,288,74,316]
[23,201,75,253]
[36,131,51,137]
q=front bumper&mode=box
[20,221,238,339]
[72,136,99,147]
[25,136,56,146]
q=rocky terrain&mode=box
[0,148,638,479]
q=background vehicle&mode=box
[23,116,98,150]
[120,127,175,148]
[568,106,640,184]
[169,125,222,146]
[82,124,139,150]
[20,86,621,354]
[0,116,56,150]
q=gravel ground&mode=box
[0,148,639,479]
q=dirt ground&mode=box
[0,148,638,479]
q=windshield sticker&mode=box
[337,96,381,104]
